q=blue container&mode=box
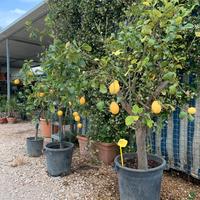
[44,142,74,176]
[114,153,166,200]
[26,137,44,157]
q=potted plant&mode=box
[89,1,199,199]
[6,97,18,123]
[44,110,74,176]
[75,115,90,157]
[0,97,7,124]
[26,111,44,157]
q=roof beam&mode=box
[9,37,42,47]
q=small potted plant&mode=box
[0,98,7,124]
[44,110,74,176]
[26,111,44,157]
[6,97,18,123]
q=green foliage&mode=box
[47,0,131,55]
[90,0,200,128]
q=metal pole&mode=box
[6,39,10,102]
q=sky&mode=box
[0,0,43,29]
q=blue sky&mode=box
[0,0,43,29]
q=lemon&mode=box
[75,115,81,122]
[151,101,162,114]
[188,107,196,115]
[109,80,120,95]
[27,71,33,76]
[57,110,63,117]
[79,97,86,105]
[39,92,45,97]
[14,79,20,85]
[110,102,120,115]
[73,112,79,117]
[77,123,83,129]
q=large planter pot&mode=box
[26,137,44,157]
[44,142,74,177]
[40,118,58,138]
[95,142,119,165]
[77,135,89,156]
[7,117,17,124]
[0,117,7,124]
[114,153,166,200]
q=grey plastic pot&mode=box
[26,137,44,157]
[114,153,166,200]
[44,142,74,177]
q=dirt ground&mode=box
[0,122,199,200]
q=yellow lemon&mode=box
[117,139,128,148]
[27,71,33,76]
[79,97,86,105]
[77,123,83,129]
[195,32,200,37]
[109,80,120,95]
[151,101,162,114]
[57,110,63,117]
[75,115,81,122]
[73,112,79,117]
[110,102,120,115]
[39,92,45,97]
[188,107,196,115]
[14,79,20,85]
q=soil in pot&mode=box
[44,142,74,176]
[77,135,89,156]
[115,153,166,200]
[40,118,58,138]
[95,142,119,165]
[26,137,44,157]
[7,117,17,124]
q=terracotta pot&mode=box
[40,118,58,138]
[95,142,119,165]
[0,117,7,124]
[7,117,17,124]
[77,135,89,156]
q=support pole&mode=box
[6,39,10,102]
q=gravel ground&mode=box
[0,122,199,200]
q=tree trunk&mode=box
[135,121,148,170]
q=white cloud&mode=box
[11,8,26,15]
[0,8,27,28]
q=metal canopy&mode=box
[0,1,51,69]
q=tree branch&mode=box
[147,81,169,105]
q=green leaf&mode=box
[132,104,143,114]
[99,84,107,94]
[125,116,139,126]
[146,119,154,128]
[163,72,176,81]
[179,111,187,119]
[82,43,92,52]
[169,84,177,95]
[188,114,194,121]
[49,104,55,113]
[96,101,105,111]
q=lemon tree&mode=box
[90,0,200,169]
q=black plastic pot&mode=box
[44,142,74,177]
[26,137,44,157]
[114,153,166,200]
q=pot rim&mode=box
[115,153,166,173]
[45,141,74,152]
[27,136,44,141]
[95,141,117,147]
